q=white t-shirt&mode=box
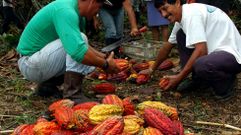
[3,0,13,7]
[169,3,241,64]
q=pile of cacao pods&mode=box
[12,94,184,135]
[90,59,174,87]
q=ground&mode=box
[0,43,241,135]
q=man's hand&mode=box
[105,52,121,74]
[162,74,182,90]
[130,28,139,36]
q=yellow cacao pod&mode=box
[124,115,144,126]
[123,118,141,135]
[143,127,163,135]
[136,101,178,120]
[88,104,123,124]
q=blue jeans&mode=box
[18,33,95,83]
[99,8,124,39]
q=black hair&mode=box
[154,0,185,8]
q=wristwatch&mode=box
[102,60,109,70]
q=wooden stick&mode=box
[0,114,18,118]
[0,130,14,134]
[196,121,241,131]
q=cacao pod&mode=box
[73,110,94,132]
[33,121,60,135]
[51,130,74,135]
[144,108,178,135]
[73,102,99,111]
[136,101,179,120]
[143,127,163,135]
[90,116,124,135]
[136,74,149,85]
[53,107,75,129]
[123,115,144,126]
[107,71,128,81]
[93,83,116,94]
[123,117,141,134]
[159,78,169,90]
[11,124,34,135]
[102,94,124,108]
[123,97,135,115]
[89,104,124,124]
[158,59,174,70]
[48,99,74,113]
[173,120,184,135]
[98,73,107,80]
[36,117,49,123]
[133,62,150,72]
[126,73,138,83]
[114,59,129,71]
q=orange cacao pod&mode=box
[48,99,74,113]
[133,62,150,72]
[136,74,150,85]
[73,102,99,111]
[90,116,124,135]
[53,107,75,129]
[143,127,163,135]
[123,97,135,115]
[159,78,169,90]
[33,121,60,135]
[102,94,123,108]
[114,59,129,71]
[93,83,116,94]
[136,101,179,120]
[73,110,94,132]
[158,59,174,70]
[144,108,178,135]
[51,130,74,135]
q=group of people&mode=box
[15,0,241,103]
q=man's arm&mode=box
[122,0,139,35]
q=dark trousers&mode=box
[176,29,241,94]
[1,6,23,34]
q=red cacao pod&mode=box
[123,97,135,115]
[12,124,34,135]
[53,107,75,129]
[158,59,174,70]
[133,62,150,72]
[114,59,129,71]
[159,78,169,90]
[51,130,74,135]
[93,83,116,94]
[73,102,99,111]
[72,110,94,132]
[143,108,178,135]
[102,94,124,108]
[107,71,128,81]
[90,116,124,135]
[173,120,184,135]
[48,99,74,113]
[136,74,150,85]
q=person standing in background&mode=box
[146,0,169,41]
[1,0,24,34]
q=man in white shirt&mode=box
[1,0,23,34]
[140,0,241,100]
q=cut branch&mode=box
[196,121,241,131]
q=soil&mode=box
[0,48,241,135]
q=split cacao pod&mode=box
[159,78,169,90]
[143,127,163,135]
[114,59,129,71]
[33,121,60,135]
[143,108,178,135]
[90,116,124,135]
[136,74,149,85]
[89,104,124,124]
[73,102,99,111]
[158,59,174,70]
[107,71,129,81]
[136,101,179,120]
[93,82,116,94]
[123,97,135,115]
[102,94,124,108]
[53,107,75,129]
[48,99,74,112]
